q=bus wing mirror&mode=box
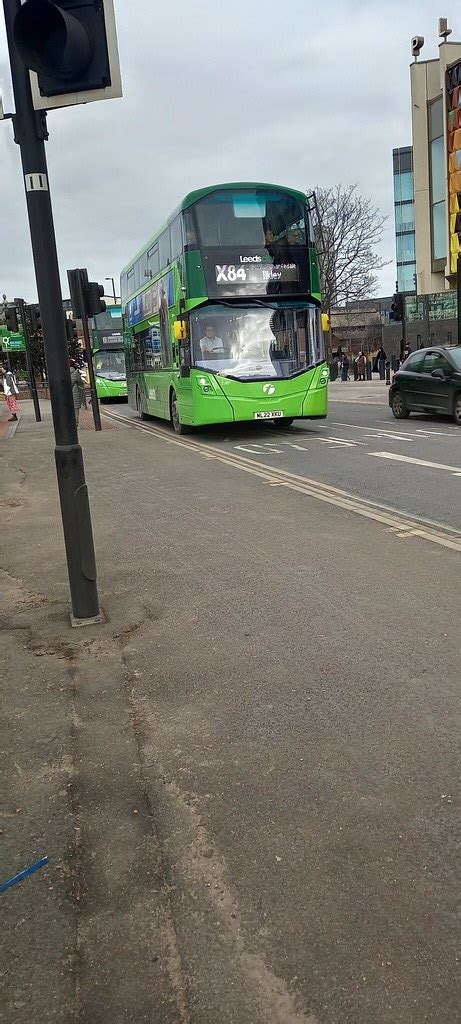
[174,319,188,342]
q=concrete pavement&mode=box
[1,401,459,1023]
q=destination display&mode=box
[215,260,299,286]
[100,332,123,348]
[202,247,309,298]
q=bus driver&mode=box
[199,324,225,358]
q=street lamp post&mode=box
[105,277,117,304]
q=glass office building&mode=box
[393,147,416,292]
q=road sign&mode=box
[0,328,26,351]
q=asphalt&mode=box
[105,378,461,531]
[1,397,459,1024]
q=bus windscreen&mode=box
[194,190,307,248]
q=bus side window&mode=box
[147,244,159,278]
[159,231,170,270]
[169,217,183,262]
[139,252,147,283]
[183,210,197,247]
[127,267,135,294]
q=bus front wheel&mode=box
[170,390,190,435]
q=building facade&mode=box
[393,147,416,292]
[410,31,461,293]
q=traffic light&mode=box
[29,303,42,333]
[389,293,404,322]
[13,0,122,111]
[68,269,106,319]
[65,318,78,345]
[4,305,19,332]
[87,282,106,316]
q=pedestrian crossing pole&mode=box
[2,0,101,625]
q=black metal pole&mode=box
[72,271,102,432]
[457,254,461,347]
[15,297,41,421]
[3,0,100,623]
[401,303,406,362]
[83,321,102,431]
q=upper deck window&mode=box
[195,190,308,248]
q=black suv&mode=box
[389,346,461,425]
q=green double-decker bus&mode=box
[121,182,328,432]
[91,306,127,400]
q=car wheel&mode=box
[453,393,461,426]
[170,390,190,434]
[391,391,410,419]
[136,387,148,420]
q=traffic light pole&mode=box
[3,0,101,624]
[15,297,41,422]
[401,306,406,362]
[71,272,102,432]
[82,316,102,431]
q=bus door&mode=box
[174,318,193,421]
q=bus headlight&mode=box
[196,374,215,394]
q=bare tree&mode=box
[312,184,388,313]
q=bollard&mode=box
[385,360,391,386]
[366,361,372,381]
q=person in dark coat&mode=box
[340,355,350,382]
[69,358,86,425]
[374,347,387,380]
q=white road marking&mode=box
[235,443,282,454]
[333,421,417,440]
[317,437,356,448]
[414,428,459,437]
[369,451,461,476]
[377,420,458,437]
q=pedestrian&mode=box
[340,354,350,382]
[69,358,87,426]
[375,346,387,380]
[2,364,20,420]
[355,351,366,381]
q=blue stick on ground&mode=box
[0,856,49,894]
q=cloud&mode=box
[0,0,459,301]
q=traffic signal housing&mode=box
[29,303,42,333]
[13,0,122,111]
[4,305,19,332]
[65,317,80,358]
[389,293,404,322]
[68,269,106,319]
[65,318,78,345]
[87,282,106,317]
